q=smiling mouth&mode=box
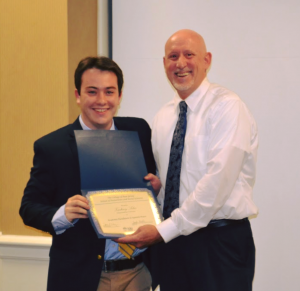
[94,108,108,113]
[175,72,190,77]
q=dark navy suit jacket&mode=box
[20,117,156,291]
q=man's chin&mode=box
[173,82,193,92]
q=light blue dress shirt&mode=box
[51,115,145,260]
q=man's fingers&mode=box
[144,173,161,195]
[65,195,90,222]
[66,196,90,210]
[68,194,89,204]
[65,207,89,222]
[67,213,89,221]
[144,173,154,180]
[66,206,89,215]
[115,234,138,244]
[114,229,142,246]
[114,225,162,248]
[66,200,90,210]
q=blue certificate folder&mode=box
[74,130,162,238]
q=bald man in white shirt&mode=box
[117,29,258,291]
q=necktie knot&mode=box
[179,101,187,114]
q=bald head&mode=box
[165,29,207,55]
[163,29,211,99]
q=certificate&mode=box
[84,188,162,238]
[74,127,163,238]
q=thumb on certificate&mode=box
[144,174,161,196]
[114,225,163,248]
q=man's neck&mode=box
[79,115,115,131]
[177,77,208,100]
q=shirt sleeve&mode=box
[157,99,253,243]
[51,204,78,235]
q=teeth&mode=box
[177,72,189,77]
[95,109,107,112]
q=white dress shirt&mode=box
[152,78,259,243]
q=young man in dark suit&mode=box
[20,56,159,291]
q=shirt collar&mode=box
[79,115,115,130]
[173,77,210,112]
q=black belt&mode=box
[102,254,143,272]
[207,218,248,228]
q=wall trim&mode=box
[0,234,51,247]
[0,235,51,261]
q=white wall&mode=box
[112,1,300,290]
[0,235,51,291]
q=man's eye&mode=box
[107,91,113,94]
[88,91,96,94]
[169,54,177,59]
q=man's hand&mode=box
[114,225,163,248]
[65,195,90,222]
[144,173,161,196]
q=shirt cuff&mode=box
[51,205,77,235]
[156,218,181,243]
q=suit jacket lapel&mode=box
[68,117,82,160]
[114,117,126,130]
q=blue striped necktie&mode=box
[163,101,187,219]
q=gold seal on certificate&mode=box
[85,188,163,238]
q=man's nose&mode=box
[95,93,107,104]
[176,55,186,69]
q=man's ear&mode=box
[118,91,123,105]
[204,52,212,68]
[163,56,166,67]
[75,89,80,105]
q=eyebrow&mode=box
[85,86,117,90]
